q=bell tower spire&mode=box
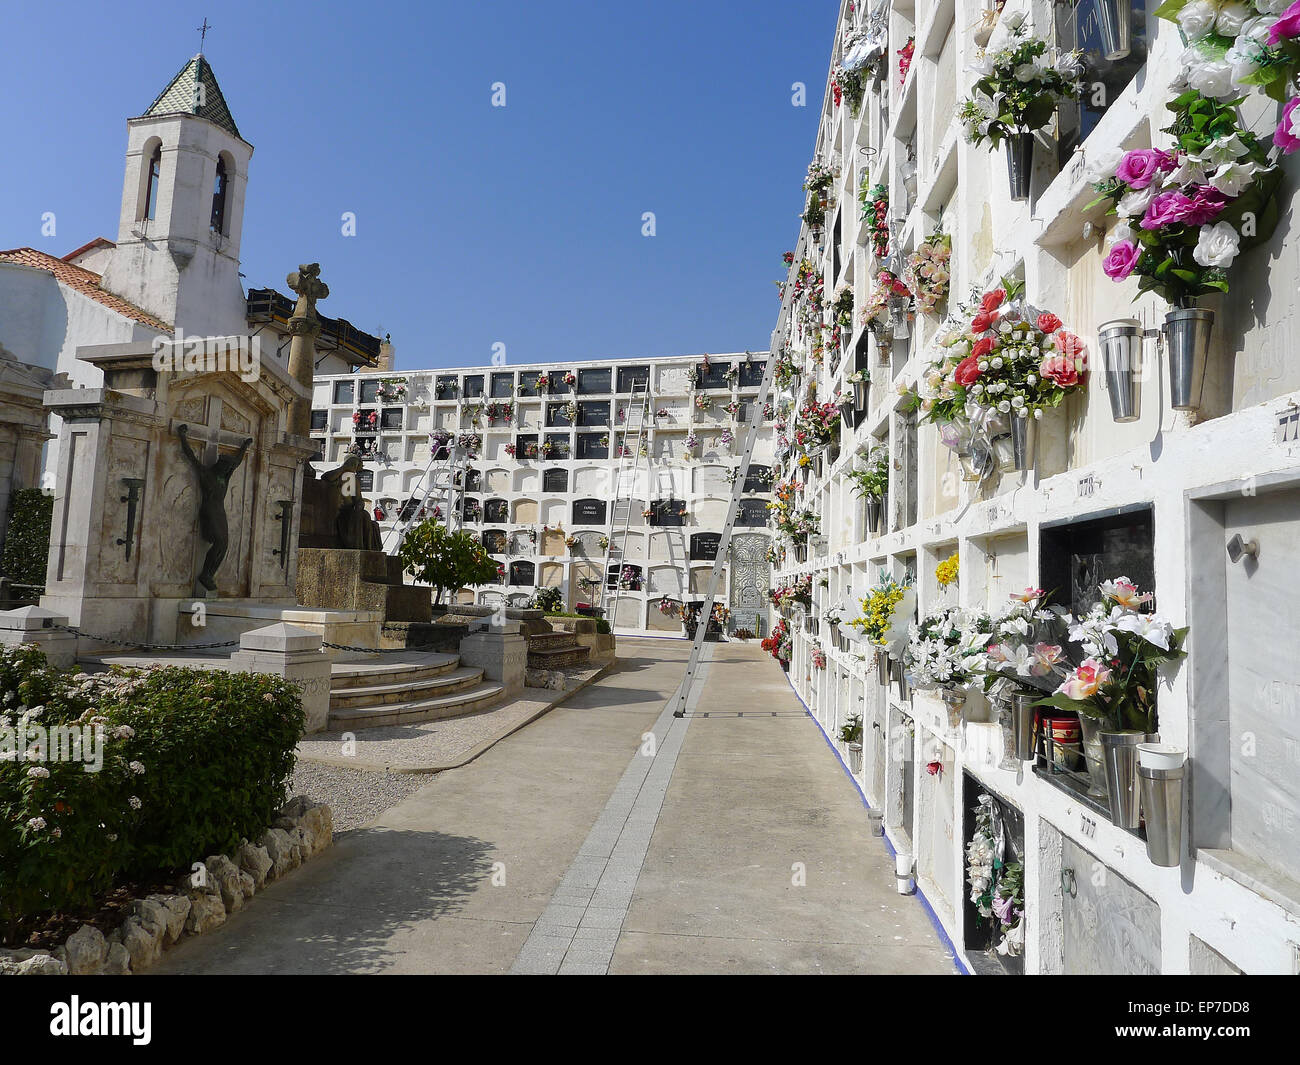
[100,53,253,336]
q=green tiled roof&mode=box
[139,55,242,140]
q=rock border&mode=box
[0,795,332,976]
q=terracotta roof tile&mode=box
[0,247,171,332]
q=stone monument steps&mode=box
[328,665,487,711]
[329,652,461,691]
[526,631,591,670]
[326,679,506,731]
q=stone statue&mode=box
[319,454,383,550]
[177,424,254,591]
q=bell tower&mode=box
[100,54,253,336]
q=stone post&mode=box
[457,618,527,698]
[230,622,333,733]
[285,264,329,438]
[0,606,78,667]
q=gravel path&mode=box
[288,762,433,834]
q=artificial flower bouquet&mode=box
[859,179,890,258]
[1034,577,1187,734]
[903,233,952,317]
[851,573,915,649]
[969,793,1024,957]
[861,269,911,334]
[846,446,889,499]
[935,551,960,587]
[1090,95,1281,307]
[905,607,994,688]
[831,63,868,113]
[959,21,1082,149]
[793,400,842,452]
[761,618,794,664]
[973,587,1072,697]
[916,279,1087,429]
[803,161,835,196]
[1156,0,1300,107]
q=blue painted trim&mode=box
[778,667,970,976]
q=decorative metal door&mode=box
[729,534,770,632]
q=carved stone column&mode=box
[285,263,329,437]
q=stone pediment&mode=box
[74,340,308,415]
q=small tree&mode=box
[398,520,499,605]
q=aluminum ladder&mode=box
[382,436,470,553]
[595,380,651,622]
[673,351,775,717]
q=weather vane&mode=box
[197,18,211,54]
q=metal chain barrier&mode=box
[57,626,243,651]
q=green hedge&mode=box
[0,648,304,928]
[1,488,53,597]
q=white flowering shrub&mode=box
[0,648,303,931]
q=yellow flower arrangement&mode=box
[798,454,811,468]
[850,580,906,645]
[935,551,959,588]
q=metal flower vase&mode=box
[940,688,966,728]
[1010,415,1036,472]
[1099,318,1143,423]
[1095,0,1133,60]
[863,494,883,535]
[1139,761,1185,867]
[1076,714,1110,799]
[853,379,869,411]
[1100,730,1146,829]
[1010,691,1038,761]
[848,742,864,774]
[875,651,890,686]
[1006,132,1034,201]
[1164,307,1215,412]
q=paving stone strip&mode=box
[509,644,712,975]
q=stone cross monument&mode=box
[286,263,328,437]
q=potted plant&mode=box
[958,21,1082,200]
[1089,98,1281,412]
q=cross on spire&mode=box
[197,18,211,54]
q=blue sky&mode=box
[1,1,835,370]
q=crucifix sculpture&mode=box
[176,406,254,592]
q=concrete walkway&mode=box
[150,638,955,975]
